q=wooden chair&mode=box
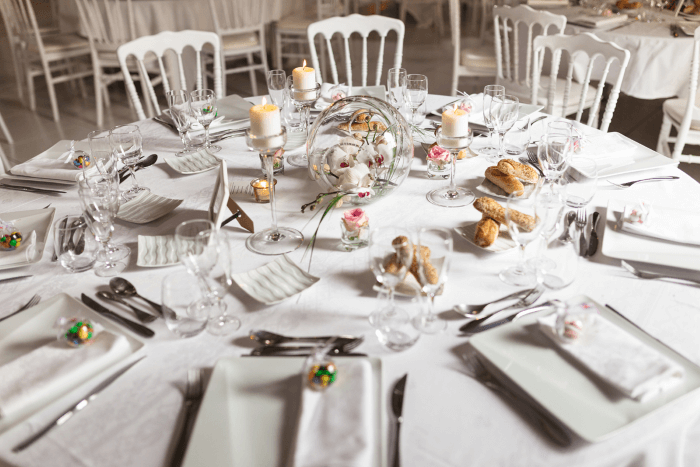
[2,0,93,121]
[657,25,700,163]
[307,14,405,86]
[116,30,223,121]
[449,0,496,95]
[532,33,630,132]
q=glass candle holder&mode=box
[250,178,278,203]
[340,219,369,251]
[287,80,322,168]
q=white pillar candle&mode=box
[442,105,469,138]
[250,98,283,148]
[292,60,316,101]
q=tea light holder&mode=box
[250,178,278,203]
[427,128,475,208]
[287,82,322,168]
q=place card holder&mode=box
[208,161,255,233]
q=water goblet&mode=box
[504,117,531,156]
[490,94,519,161]
[499,193,545,287]
[547,120,573,137]
[267,69,287,108]
[404,74,428,125]
[387,67,407,111]
[412,227,452,334]
[477,84,505,158]
[375,294,421,351]
[54,214,97,273]
[88,129,118,176]
[427,127,474,207]
[526,190,564,274]
[190,89,221,154]
[110,124,148,201]
[166,90,195,157]
[537,133,571,191]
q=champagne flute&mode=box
[387,67,407,110]
[478,84,505,157]
[166,90,195,157]
[110,124,147,201]
[412,227,452,334]
[499,193,545,287]
[404,74,428,124]
[190,89,221,154]
[490,94,519,161]
[267,70,287,108]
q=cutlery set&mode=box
[459,286,545,334]
[560,209,600,258]
[119,153,158,183]
[246,330,366,356]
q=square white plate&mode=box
[164,150,220,174]
[585,133,678,178]
[0,208,55,270]
[137,235,179,267]
[469,294,700,442]
[601,199,700,271]
[182,356,385,467]
[455,223,517,253]
[0,293,144,435]
[231,255,320,305]
[117,192,183,224]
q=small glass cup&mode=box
[505,118,531,155]
[162,271,209,338]
[539,238,578,289]
[250,178,277,203]
[427,159,450,179]
[340,219,369,251]
[375,293,421,352]
[260,152,284,176]
[54,215,98,273]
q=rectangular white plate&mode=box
[601,199,700,271]
[231,255,320,305]
[589,133,678,178]
[182,356,385,467]
[117,192,183,224]
[0,208,55,271]
[469,294,700,442]
[0,293,144,435]
[9,140,91,184]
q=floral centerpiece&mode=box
[426,145,450,178]
[340,208,369,250]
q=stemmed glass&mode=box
[427,127,474,207]
[499,192,545,287]
[267,70,287,108]
[387,67,407,111]
[526,190,563,273]
[368,227,413,329]
[287,79,321,167]
[490,94,519,161]
[537,133,571,192]
[404,74,428,124]
[110,124,147,201]
[88,129,118,177]
[412,227,452,334]
[190,89,221,154]
[478,84,505,157]
[166,90,195,157]
[78,174,130,277]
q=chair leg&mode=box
[103,82,112,109]
[399,1,406,23]
[656,113,673,158]
[246,53,258,96]
[41,60,60,121]
[95,71,103,128]
[0,112,13,144]
[27,71,36,111]
[436,1,445,36]
[275,30,283,70]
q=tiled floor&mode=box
[1,12,699,182]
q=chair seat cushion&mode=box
[277,14,314,31]
[460,49,497,72]
[663,98,700,131]
[223,32,260,51]
[531,76,597,116]
[29,34,89,54]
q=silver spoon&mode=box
[621,261,700,286]
[96,291,157,323]
[452,288,532,319]
[250,329,359,346]
[109,277,163,315]
[606,176,679,189]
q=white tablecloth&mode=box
[1,95,700,466]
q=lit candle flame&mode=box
[262,96,267,106]
[303,59,307,70]
[453,103,458,112]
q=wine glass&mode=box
[78,174,130,277]
[547,120,573,138]
[88,129,118,176]
[412,227,452,334]
[526,190,564,274]
[267,69,286,108]
[387,67,407,110]
[110,124,147,201]
[490,94,519,161]
[404,74,428,124]
[190,89,221,154]
[166,90,195,157]
[499,192,545,287]
[478,84,505,158]
[537,133,571,191]
[368,227,414,329]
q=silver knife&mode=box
[459,286,544,333]
[579,224,588,258]
[0,275,32,284]
[81,294,155,338]
[587,212,600,257]
[0,184,66,195]
[465,302,555,334]
[13,356,146,452]
[391,374,407,467]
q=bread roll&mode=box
[474,217,500,247]
[338,121,387,132]
[497,159,538,184]
[485,167,525,196]
[473,197,536,232]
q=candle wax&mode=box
[292,66,317,101]
[442,108,469,138]
[250,103,281,137]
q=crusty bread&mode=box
[497,159,538,184]
[474,217,500,247]
[485,167,525,196]
[473,197,536,232]
[338,121,387,132]
[351,109,371,123]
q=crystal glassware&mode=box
[267,69,287,108]
[54,215,97,273]
[559,157,598,208]
[412,227,452,334]
[404,74,428,125]
[110,124,147,201]
[504,117,531,155]
[161,271,209,338]
[288,81,321,168]
[539,237,579,290]
[77,174,130,277]
[499,192,545,287]
[387,67,407,111]
[340,217,369,251]
[166,89,195,157]
[245,128,304,255]
[427,127,474,207]
[477,84,505,157]
[190,89,221,154]
[374,293,421,351]
[88,129,118,176]
[526,190,564,273]
[537,133,571,191]
[490,94,519,161]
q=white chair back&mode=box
[74,0,136,52]
[532,33,630,132]
[493,5,566,100]
[117,30,223,121]
[307,14,405,87]
[670,26,700,161]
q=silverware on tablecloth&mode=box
[606,176,680,189]
[0,294,40,322]
[576,208,588,257]
[96,291,157,323]
[587,212,601,257]
[171,368,204,467]
[459,286,544,333]
[462,350,570,447]
[243,352,369,357]
[80,294,155,338]
[249,337,364,356]
[463,301,555,334]
[43,203,52,208]
[452,288,533,318]
[249,329,361,346]
[607,20,633,32]
[109,277,164,315]
[391,374,407,467]
[621,261,700,286]
[12,356,146,453]
[0,183,66,195]
[0,275,32,285]
[525,147,546,178]
[52,217,68,262]
[119,154,158,183]
[558,211,576,243]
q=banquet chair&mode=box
[1,0,93,122]
[532,33,630,133]
[307,14,404,86]
[206,0,269,96]
[0,110,12,144]
[117,30,223,121]
[657,26,700,163]
[399,0,445,36]
[449,0,496,95]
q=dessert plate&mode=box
[455,223,517,253]
[476,178,537,200]
[231,255,320,305]
[117,192,182,224]
[137,235,179,267]
[0,208,55,271]
[164,149,220,174]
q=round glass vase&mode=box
[340,219,369,251]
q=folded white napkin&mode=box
[620,203,700,247]
[290,359,375,467]
[0,331,131,419]
[0,230,36,266]
[580,133,636,171]
[216,94,253,122]
[11,159,84,182]
[538,313,685,402]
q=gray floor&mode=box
[1,12,699,183]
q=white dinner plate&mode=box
[455,223,517,253]
[469,294,700,442]
[182,356,385,467]
[601,199,700,272]
[0,293,144,436]
[476,178,538,199]
[137,235,179,267]
[0,208,55,271]
[117,192,183,224]
[164,149,220,175]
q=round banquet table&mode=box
[1,94,700,466]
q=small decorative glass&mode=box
[340,208,369,251]
[54,215,97,273]
[250,178,277,203]
[427,145,451,179]
[427,128,474,207]
[259,149,284,176]
[504,118,531,155]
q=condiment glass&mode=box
[166,90,195,157]
[412,227,452,334]
[404,74,428,124]
[477,84,505,158]
[490,94,519,161]
[190,89,221,154]
[499,192,545,287]
[110,124,147,201]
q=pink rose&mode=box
[458,101,472,113]
[332,91,346,101]
[428,145,450,163]
[343,208,369,231]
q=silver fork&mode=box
[171,369,204,467]
[462,349,571,446]
[524,147,545,178]
[621,260,700,286]
[250,336,365,356]
[0,294,41,322]
[576,208,588,256]
[606,176,679,189]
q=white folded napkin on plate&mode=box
[538,313,685,402]
[290,359,375,467]
[0,230,36,266]
[620,203,700,247]
[10,159,85,182]
[0,331,131,419]
[216,94,253,122]
[580,133,636,171]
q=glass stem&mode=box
[204,124,210,149]
[412,107,417,124]
[426,294,436,320]
[498,131,505,158]
[301,105,310,138]
[388,287,395,313]
[127,165,139,190]
[448,150,457,195]
[179,130,190,151]
[264,154,280,238]
[518,244,527,271]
